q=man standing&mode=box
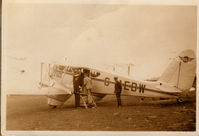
[84,73,96,108]
[73,74,81,108]
[114,77,122,107]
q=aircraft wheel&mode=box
[49,105,57,109]
[177,98,183,103]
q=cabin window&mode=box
[90,71,101,77]
[52,65,63,78]
[58,65,65,70]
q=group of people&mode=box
[73,70,123,109]
[73,71,96,108]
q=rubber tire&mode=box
[177,98,183,103]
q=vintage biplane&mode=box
[39,49,196,108]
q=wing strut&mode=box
[177,61,181,88]
[40,62,44,86]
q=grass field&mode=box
[6,95,196,131]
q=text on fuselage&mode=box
[104,77,145,93]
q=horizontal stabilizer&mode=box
[155,83,181,93]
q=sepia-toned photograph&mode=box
[2,0,198,136]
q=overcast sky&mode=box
[5,3,197,82]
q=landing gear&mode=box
[177,98,183,103]
[49,105,57,109]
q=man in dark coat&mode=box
[73,74,81,108]
[114,77,122,107]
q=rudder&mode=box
[158,49,196,91]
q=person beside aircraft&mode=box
[73,73,81,108]
[83,73,96,108]
[114,77,122,107]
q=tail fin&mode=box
[158,49,196,90]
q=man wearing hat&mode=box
[114,77,122,107]
[73,73,81,108]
